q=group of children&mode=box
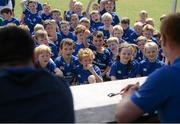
[0,0,167,85]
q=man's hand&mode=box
[120,82,139,98]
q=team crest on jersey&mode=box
[143,68,147,72]
[67,72,72,75]
[60,66,64,70]
[103,55,107,60]
[117,70,121,74]
[33,18,37,22]
[78,74,81,78]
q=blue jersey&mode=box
[90,21,103,32]
[41,12,51,21]
[1,17,20,26]
[129,31,139,44]
[135,49,145,62]
[73,42,85,56]
[131,57,180,122]
[24,12,42,33]
[64,10,72,21]
[92,48,113,72]
[45,59,57,74]
[109,60,138,79]
[138,58,164,76]
[122,26,135,42]
[111,12,120,26]
[54,55,80,85]
[60,31,76,42]
[75,64,102,85]
[98,26,110,40]
[0,0,8,6]
[49,42,58,60]
[50,32,62,49]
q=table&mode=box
[70,77,147,123]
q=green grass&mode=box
[15,0,180,30]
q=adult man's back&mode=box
[0,25,74,122]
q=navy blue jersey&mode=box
[45,59,57,74]
[75,64,102,85]
[64,10,72,21]
[98,26,110,40]
[109,60,138,79]
[0,0,9,6]
[138,58,165,76]
[60,31,76,42]
[129,31,139,44]
[90,21,103,32]
[131,57,180,122]
[55,55,80,85]
[1,17,20,26]
[24,12,42,33]
[50,32,62,49]
[73,42,85,56]
[135,49,144,62]
[41,12,51,21]
[49,42,58,60]
[0,67,74,122]
[122,27,135,42]
[111,12,120,26]
[93,48,113,72]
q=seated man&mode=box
[0,25,74,122]
[115,13,180,123]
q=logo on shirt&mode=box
[60,66,64,70]
[117,70,121,74]
[143,68,147,72]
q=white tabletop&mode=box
[70,77,147,123]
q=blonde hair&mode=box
[79,17,90,24]
[101,12,112,21]
[60,38,74,49]
[74,24,86,35]
[74,1,83,7]
[113,25,123,33]
[143,24,154,33]
[136,36,147,43]
[134,21,143,27]
[35,30,48,39]
[34,44,51,58]
[34,24,45,32]
[106,37,119,44]
[144,41,158,52]
[78,48,95,61]
[139,10,148,18]
[90,10,100,16]
[145,18,155,27]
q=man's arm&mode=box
[115,83,144,122]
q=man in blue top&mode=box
[115,13,180,123]
[0,25,74,122]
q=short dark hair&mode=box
[93,31,104,38]
[1,8,12,15]
[160,13,180,45]
[121,17,130,24]
[0,25,35,66]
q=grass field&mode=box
[15,0,180,30]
